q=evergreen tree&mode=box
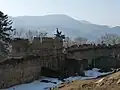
[54,28,65,39]
[0,11,15,55]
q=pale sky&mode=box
[0,0,120,26]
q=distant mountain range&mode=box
[9,14,120,40]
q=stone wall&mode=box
[67,45,120,60]
[92,56,120,69]
[0,37,91,89]
[60,58,88,76]
[0,56,42,89]
[0,53,67,89]
[66,44,120,70]
[11,38,29,57]
[10,37,63,57]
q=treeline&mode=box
[63,33,120,48]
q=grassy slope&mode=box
[59,71,120,90]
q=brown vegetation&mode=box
[59,71,120,90]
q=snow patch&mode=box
[3,78,62,90]
[85,68,111,78]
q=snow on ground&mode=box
[2,77,62,90]
[1,68,112,90]
[64,76,94,82]
[84,68,111,78]
[64,68,112,81]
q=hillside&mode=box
[10,14,120,40]
[59,71,120,90]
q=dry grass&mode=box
[59,72,120,90]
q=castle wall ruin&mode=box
[66,44,120,69]
[2,38,120,88]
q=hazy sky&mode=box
[0,0,120,26]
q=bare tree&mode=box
[63,37,77,48]
[63,37,70,48]
[14,29,24,38]
[26,30,34,43]
[34,30,39,37]
[38,31,48,43]
[98,33,120,45]
[74,36,88,45]
[25,30,48,43]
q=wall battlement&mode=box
[66,44,120,52]
[10,37,63,57]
